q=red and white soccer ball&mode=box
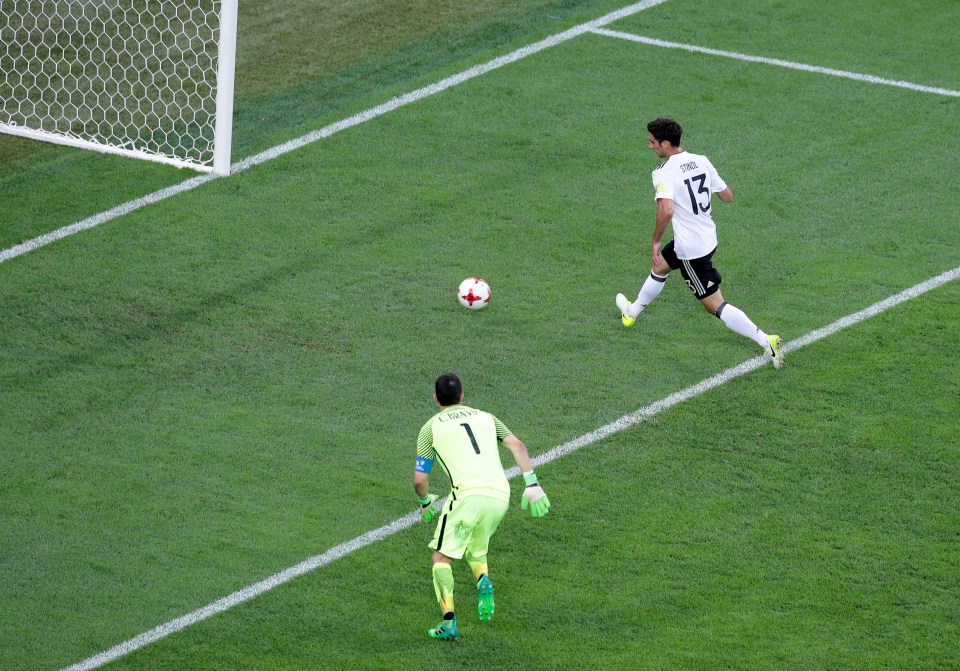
[457,277,491,310]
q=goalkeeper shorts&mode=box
[429,494,509,560]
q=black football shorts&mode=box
[661,240,722,299]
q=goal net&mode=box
[0,0,237,174]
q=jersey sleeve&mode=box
[415,421,435,473]
[706,158,728,193]
[651,167,674,201]
[491,414,512,441]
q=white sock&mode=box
[717,303,768,347]
[629,272,667,317]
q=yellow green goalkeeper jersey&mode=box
[415,405,512,502]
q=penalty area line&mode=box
[60,263,960,671]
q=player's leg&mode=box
[466,550,495,622]
[431,552,455,617]
[702,290,783,369]
[701,288,767,344]
[428,553,459,640]
[464,497,508,622]
[680,252,783,368]
[426,499,461,640]
[616,242,676,326]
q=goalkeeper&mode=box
[413,373,550,642]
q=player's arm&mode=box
[502,434,533,472]
[708,160,732,202]
[652,197,674,266]
[414,425,439,522]
[502,434,550,518]
[413,471,429,499]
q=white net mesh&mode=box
[1,1,223,169]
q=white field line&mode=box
[60,264,960,671]
[0,0,670,267]
[589,28,960,98]
[0,175,216,265]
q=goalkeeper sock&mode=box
[432,563,455,616]
[716,302,768,347]
[630,272,667,317]
[466,554,488,583]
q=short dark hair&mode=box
[435,373,462,406]
[647,118,682,146]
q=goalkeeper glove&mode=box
[520,472,550,518]
[418,494,439,523]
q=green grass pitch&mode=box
[1,1,958,669]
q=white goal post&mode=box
[0,0,237,175]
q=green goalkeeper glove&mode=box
[418,494,439,523]
[520,472,550,518]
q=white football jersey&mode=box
[651,151,728,259]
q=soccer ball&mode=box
[457,277,491,310]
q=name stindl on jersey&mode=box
[457,277,491,310]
